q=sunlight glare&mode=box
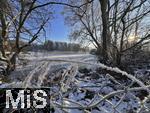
[128,35,135,42]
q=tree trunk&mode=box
[116,52,121,66]
[99,0,109,64]
[6,53,18,74]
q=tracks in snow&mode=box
[9,61,78,88]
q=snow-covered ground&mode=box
[21,51,96,62]
[0,51,149,113]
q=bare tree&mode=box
[64,0,110,64]
[0,0,51,74]
[65,0,150,65]
[110,0,150,65]
[64,0,103,61]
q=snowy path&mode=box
[27,54,88,59]
[23,53,96,62]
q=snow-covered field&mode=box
[0,52,150,113]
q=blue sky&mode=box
[46,5,70,42]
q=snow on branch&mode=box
[36,59,150,93]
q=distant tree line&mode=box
[19,40,89,52]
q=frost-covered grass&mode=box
[0,52,150,113]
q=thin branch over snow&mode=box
[33,59,150,93]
